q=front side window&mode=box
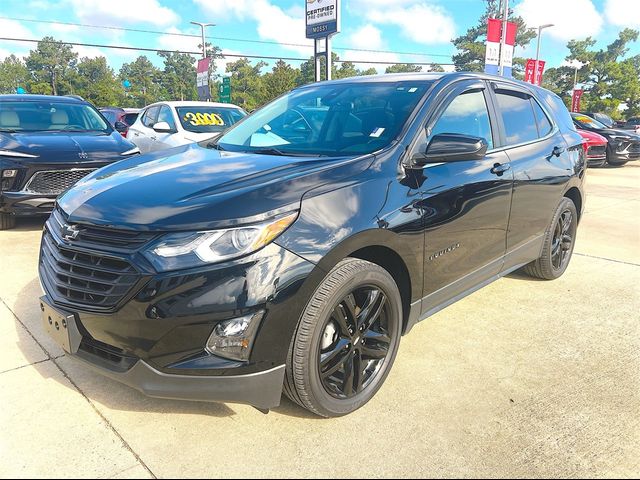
[495,90,539,145]
[176,107,246,134]
[430,89,493,149]
[0,101,111,132]
[157,105,176,130]
[216,81,433,156]
[142,106,159,127]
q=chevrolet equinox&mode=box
[39,73,585,417]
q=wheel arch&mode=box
[564,186,583,222]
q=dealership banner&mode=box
[571,89,584,113]
[501,21,518,78]
[306,0,340,39]
[484,18,502,75]
[524,59,546,85]
[196,58,210,101]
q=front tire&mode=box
[523,197,577,280]
[0,213,16,230]
[284,258,402,417]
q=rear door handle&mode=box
[150,136,157,141]
[490,163,511,176]
[552,146,565,157]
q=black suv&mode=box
[38,73,585,417]
[0,95,139,229]
[572,112,640,166]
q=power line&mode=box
[0,37,455,66]
[0,16,454,59]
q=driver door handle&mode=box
[490,163,511,176]
[552,145,565,157]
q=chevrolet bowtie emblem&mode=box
[61,223,81,241]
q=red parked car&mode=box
[577,129,608,167]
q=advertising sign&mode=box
[219,77,231,103]
[524,59,546,85]
[571,89,584,113]
[501,21,518,78]
[306,0,340,39]
[196,58,210,101]
[484,18,502,75]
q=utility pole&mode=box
[190,21,215,59]
[498,0,509,76]
[534,24,554,85]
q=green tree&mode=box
[263,60,299,103]
[359,67,379,76]
[225,58,267,110]
[158,51,197,101]
[385,63,422,74]
[119,56,164,107]
[0,55,29,94]
[297,53,340,85]
[451,0,536,78]
[72,57,122,106]
[428,63,445,72]
[25,36,78,95]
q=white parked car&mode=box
[128,101,247,153]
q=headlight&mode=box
[142,211,298,272]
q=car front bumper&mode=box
[1,191,57,216]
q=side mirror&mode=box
[153,121,172,133]
[414,133,488,165]
[114,121,128,133]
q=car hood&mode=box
[182,132,222,143]
[0,131,135,163]
[588,128,640,140]
[57,142,370,231]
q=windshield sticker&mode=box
[409,87,418,93]
[370,127,385,138]
[575,115,593,123]
[183,112,225,127]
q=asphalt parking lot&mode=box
[1,163,639,479]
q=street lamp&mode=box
[534,23,554,85]
[190,21,215,59]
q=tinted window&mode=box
[157,105,176,130]
[124,113,138,126]
[101,110,117,124]
[572,114,607,129]
[0,100,110,132]
[218,81,433,156]
[531,99,552,137]
[431,90,493,148]
[495,90,539,145]
[539,90,576,133]
[142,106,159,127]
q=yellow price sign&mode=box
[574,115,593,123]
[183,112,226,127]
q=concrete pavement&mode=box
[1,163,638,478]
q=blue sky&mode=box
[0,0,638,74]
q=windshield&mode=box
[0,100,111,132]
[216,81,433,156]
[176,106,246,134]
[572,114,607,130]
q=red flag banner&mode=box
[571,89,584,113]
[524,59,536,83]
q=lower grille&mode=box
[40,227,141,310]
[586,145,606,159]
[78,337,138,371]
[24,168,96,195]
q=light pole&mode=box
[190,21,215,59]
[534,23,554,85]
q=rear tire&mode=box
[523,197,577,280]
[0,213,16,230]
[284,258,402,417]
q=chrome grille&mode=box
[24,168,96,195]
[39,225,142,310]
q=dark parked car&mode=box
[38,73,585,417]
[619,117,640,134]
[0,94,140,229]
[99,107,140,138]
[572,113,640,166]
[580,111,616,128]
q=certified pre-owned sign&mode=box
[306,0,340,39]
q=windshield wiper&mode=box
[0,129,17,133]
[252,147,288,156]
[206,141,225,151]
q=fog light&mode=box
[2,169,17,178]
[205,311,264,362]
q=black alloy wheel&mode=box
[550,209,573,272]
[284,258,402,417]
[318,286,391,399]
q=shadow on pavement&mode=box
[12,216,48,232]
[13,277,315,418]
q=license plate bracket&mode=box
[40,297,82,354]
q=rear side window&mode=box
[495,90,539,145]
[430,90,493,149]
[531,99,553,137]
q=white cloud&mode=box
[341,49,400,74]
[67,0,179,27]
[365,3,456,45]
[157,27,202,54]
[0,19,34,60]
[194,0,312,56]
[605,0,640,28]
[347,24,384,50]
[515,0,603,42]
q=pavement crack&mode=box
[574,252,640,267]
[0,297,157,479]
